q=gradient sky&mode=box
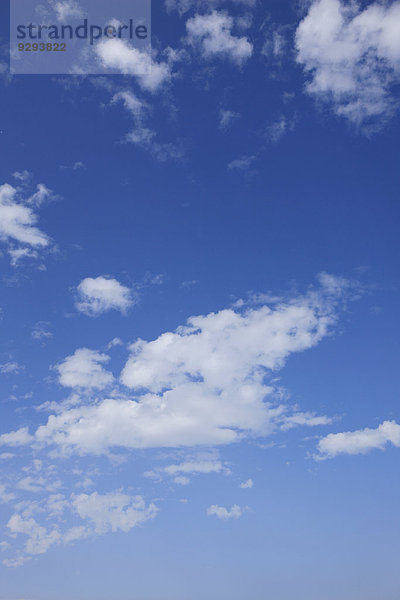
[1,1,400,599]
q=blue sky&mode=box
[1,0,400,598]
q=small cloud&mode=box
[32,322,53,344]
[8,248,39,267]
[106,337,123,350]
[75,276,135,317]
[60,161,86,171]
[0,452,15,460]
[0,541,10,551]
[27,184,55,207]
[280,412,334,431]
[207,504,245,520]
[180,279,197,290]
[239,478,253,489]
[145,273,165,286]
[185,11,253,66]
[54,348,114,391]
[0,361,22,374]
[227,154,256,172]
[265,116,294,143]
[315,420,400,460]
[0,426,33,447]
[0,484,15,503]
[53,0,85,22]
[219,109,240,130]
[174,476,190,486]
[12,170,31,183]
[0,182,52,267]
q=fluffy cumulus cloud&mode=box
[0,183,51,265]
[186,11,253,65]
[296,0,400,128]
[316,420,400,459]
[0,275,350,456]
[75,276,134,317]
[55,348,114,390]
[207,504,244,519]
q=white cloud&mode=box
[164,459,226,476]
[265,116,294,143]
[174,476,190,485]
[280,412,334,431]
[95,40,171,93]
[165,0,256,15]
[55,348,113,390]
[0,485,15,504]
[0,428,33,447]
[12,170,31,183]
[17,476,61,494]
[239,478,253,489]
[180,279,197,289]
[75,276,134,317]
[112,90,148,120]
[60,161,85,171]
[207,504,244,519]
[144,452,228,483]
[71,491,158,534]
[111,91,183,162]
[316,420,400,459]
[227,154,256,172]
[0,453,15,460]
[27,184,54,207]
[72,161,85,170]
[0,183,50,255]
[186,11,253,65]
[3,489,157,564]
[1,275,348,456]
[219,109,240,130]
[32,322,53,344]
[52,0,85,22]
[0,541,10,551]
[296,0,400,128]
[0,362,22,374]
[8,247,39,267]
[7,514,61,556]
[106,337,123,350]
